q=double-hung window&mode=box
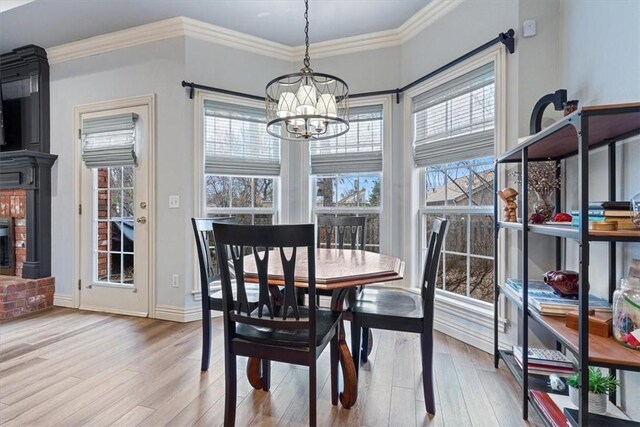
[203,99,280,224]
[311,104,384,252]
[414,62,496,303]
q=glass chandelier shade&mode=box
[265,0,349,141]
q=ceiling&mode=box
[0,0,430,53]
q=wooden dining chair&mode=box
[349,218,448,415]
[316,215,366,250]
[213,222,341,427]
[191,217,261,372]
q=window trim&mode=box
[404,45,508,346]
[308,95,393,253]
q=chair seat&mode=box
[352,287,424,319]
[236,307,340,348]
[210,283,260,311]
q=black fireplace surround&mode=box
[1,45,57,279]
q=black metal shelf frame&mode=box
[493,104,640,427]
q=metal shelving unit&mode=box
[492,103,640,427]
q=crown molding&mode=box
[47,17,185,64]
[294,28,400,60]
[399,0,464,43]
[181,17,292,62]
[46,1,463,64]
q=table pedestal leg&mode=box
[246,357,266,390]
[338,318,358,408]
[332,288,358,409]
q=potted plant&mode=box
[566,367,620,413]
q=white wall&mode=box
[50,38,188,308]
[559,0,640,417]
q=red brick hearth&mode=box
[0,275,55,320]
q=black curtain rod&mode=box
[182,29,515,104]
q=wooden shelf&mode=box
[530,312,640,370]
[499,284,640,370]
[498,221,640,242]
[498,349,569,395]
[497,102,640,163]
[589,229,640,242]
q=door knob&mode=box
[136,216,147,224]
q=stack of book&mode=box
[570,201,635,230]
[513,346,575,377]
[530,390,639,427]
[503,278,611,316]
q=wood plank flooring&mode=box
[0,308,542,426]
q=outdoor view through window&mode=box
[423,157,494,302]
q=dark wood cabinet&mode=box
[1,44,50,153]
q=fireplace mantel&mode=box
[0,150,57,278]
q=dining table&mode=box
[242,247,404,409]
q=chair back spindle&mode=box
[316,215,366,250]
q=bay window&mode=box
[203,99,280,224]
[414,61,496,304]
[310,104,384,252]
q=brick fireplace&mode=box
[1,45,57,320]
[0,188,27,277]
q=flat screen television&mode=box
[0,77,32,151]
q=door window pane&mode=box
[94,166,135,286]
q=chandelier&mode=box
[265,0,349,141]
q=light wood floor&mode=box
[0,308,541,426]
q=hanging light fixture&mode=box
[265,0,349,140]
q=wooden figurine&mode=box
[497,187,519,222]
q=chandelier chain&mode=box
[303,0,310,68]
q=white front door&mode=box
[79,104,150,316]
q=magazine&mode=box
[513,346,573,368]
[504,278,611,315]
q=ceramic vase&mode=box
[568,386,608,414]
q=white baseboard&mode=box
[430,291,509,354]
[80,305,148,318]
[155,304,202,323]
[53,294,74,308]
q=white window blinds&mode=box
[81,113,138,168]
[204,100,280,176]
[413,62,495,167]
[310,104,383,175]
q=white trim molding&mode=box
[47,1,463,64]
[53,293,74,308]
[433,290,509,353]
[398,0,464,43]
[155,304,207,323]
[48,17,185,64]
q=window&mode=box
[422,158,494,303]
[203,99,280,224]
[311,104,384,252]
[414,62,496,304]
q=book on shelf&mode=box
[583,201,632,210]
[514,359,575,377]
[504,278,612,316]
[513,346,573,368]
[564,408,640,427]
[571,215,637,230]
[570,209,632,218]
[529,390,567,427]
[530,391,636,427]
